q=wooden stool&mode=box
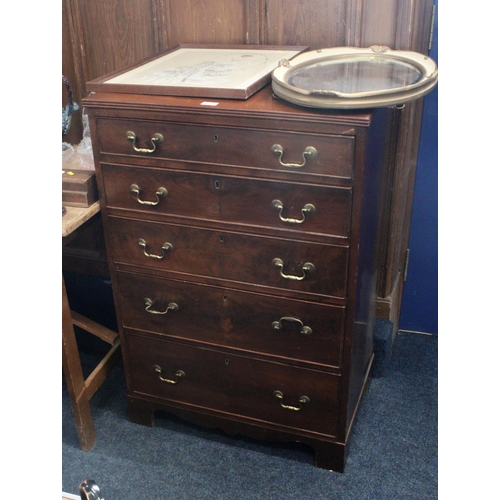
[62,202,121,450]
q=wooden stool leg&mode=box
[62,276,95,451]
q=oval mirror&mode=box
[272,46,438,109]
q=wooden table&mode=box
[62,201,121,451]
[62,201,100,238]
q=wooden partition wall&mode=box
[63,0,435,331]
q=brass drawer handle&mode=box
[273,390,310,411]
[130,184,168,206]
[271,144,317,168]
[272,258,315,281]
[126,130,164,154]
[153,365,185,384]
[272,317,312,336]
[144,298,179,315]
[272,199,316,224]
[137,238,173,259]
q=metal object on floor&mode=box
[79,479,104,500]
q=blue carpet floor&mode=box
[62,330,437,499]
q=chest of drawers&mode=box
[84,85,388,472]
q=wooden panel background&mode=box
[63,0,84,144]
[262,0,347,47]
[360,0,398,47]
[79,0,160,81]
[166,0,249,45]
[62,0,435,330]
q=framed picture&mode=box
[87,44,308,100]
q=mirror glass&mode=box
[288,57,423,94]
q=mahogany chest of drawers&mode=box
[84,85,388,472]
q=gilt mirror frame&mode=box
[271,46,438,109]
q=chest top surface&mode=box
[84,85,374,128]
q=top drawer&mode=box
[95,118,355,179]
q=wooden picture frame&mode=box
[87,44,308,100]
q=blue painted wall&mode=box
[398,2,438,334]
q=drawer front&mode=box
[102,164,220,219]
[96,118,355,179]
[126,332,341,437]
[109,217,349,298]
[219,176,351,238]
[102,164,352,238]
[117,271,345,368]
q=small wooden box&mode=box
[62,169,98,207]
